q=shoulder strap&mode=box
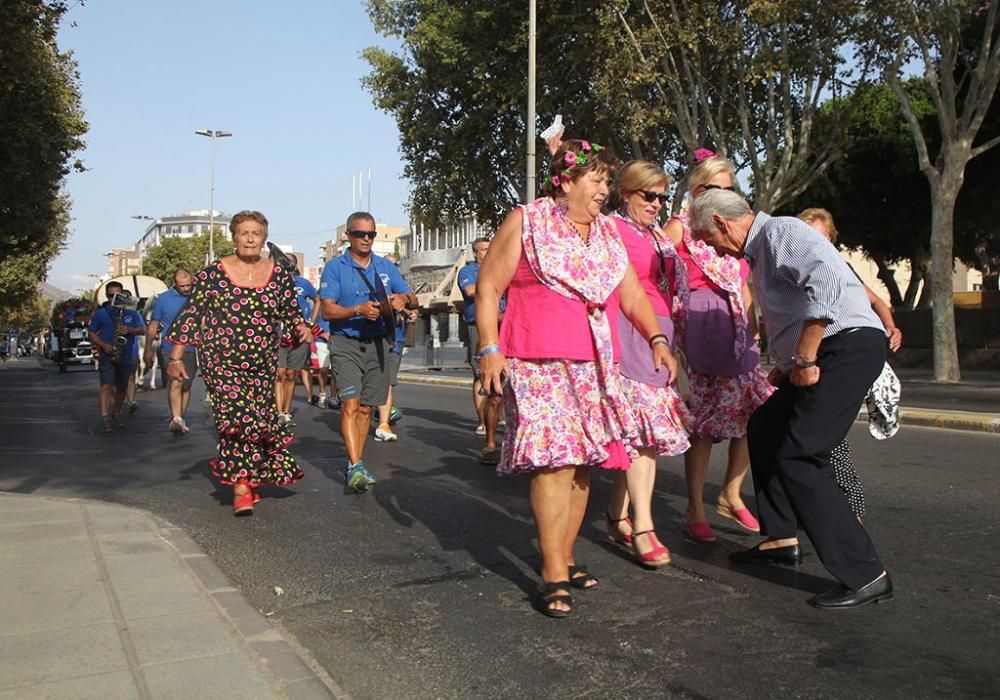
[354,265,376,294]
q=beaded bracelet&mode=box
[474,344,501,361]
[648,333,669,348]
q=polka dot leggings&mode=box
[832,438,865,519]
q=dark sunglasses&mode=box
[348,229,378,239]
[701,184,737,192]
[635,190,669,205]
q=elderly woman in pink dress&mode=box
[604,160,693,568]
[476,140,675,618]
[663,151,774,543]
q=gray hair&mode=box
[689,189,753,238]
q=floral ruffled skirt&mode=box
[619,375,693,456]
[685,366,774,440]
[499,357,639,476]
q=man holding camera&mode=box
[89,281,146,432]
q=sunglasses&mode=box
[348,230,378,240]
[636,190,669,205]
[701,184,737,192]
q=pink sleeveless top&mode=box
[615,218,672,317]
[677,240,750,292]
[500,252,621,361]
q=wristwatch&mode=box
[791,354,817,369]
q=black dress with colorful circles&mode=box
[169,261,305,487]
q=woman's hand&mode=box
[479,350,510,398]
[295,323,312,344]
[166,358,189,381]
[651,345,677,384]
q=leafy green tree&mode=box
[362,0,675,227]
[0,1,87,263]
[142,228,232,284]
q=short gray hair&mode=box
[689,190,753,238]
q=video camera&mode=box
[109,290,139,311]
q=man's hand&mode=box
[389,294,406,312]
[767,367,784,386]
[790,365,820,387]
[295,324,312,344]
[358,301,380,321]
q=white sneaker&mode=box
[168,417,185,434]
[374,425,398,442]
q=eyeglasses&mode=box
[636,190,669,205]
[701,184,737,192]
[348,230,378,240]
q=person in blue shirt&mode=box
[319,211,417,492]
[88,281,146,432]
[374,254,416,441]
[275,269,320,425]
[144,268,197,434]
[458,237,505,464]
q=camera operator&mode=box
[89,281,146,432]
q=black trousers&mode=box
[747,327,886,591]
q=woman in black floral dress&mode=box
[166,210,310,515]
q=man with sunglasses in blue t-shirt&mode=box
[319,212,417,493]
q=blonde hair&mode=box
[686,156,736,192]
[799,207,838,244]
[608,160,670,210]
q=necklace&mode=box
[236,255,262,282]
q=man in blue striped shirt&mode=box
[689,190,893,610]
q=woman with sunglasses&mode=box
[663,151,773,543]
[604,160,692,568]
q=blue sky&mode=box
[51,0,407,293]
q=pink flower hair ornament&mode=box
[694,147,717,163]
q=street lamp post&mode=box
[130,214,153,275]
[526,0,537,200]
[194,129,233,261]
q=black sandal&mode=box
[568,564,599,590]
[537,581,574,618]
[480,447,500,465]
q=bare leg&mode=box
[377,386,394,427]
[472,380,485,429]
[340,399,371,464]
[483,395,502,450]
[530,467,577,612]
[299,369,313,402]
[167,379,183,419]
[180,386,192,418]
[684,436,714,524]
[563,466,591,566]
[718,437,751,511]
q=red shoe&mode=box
[251,486,261,504]
[685,519,717,543]
[716,504,760,532]
[632,530,671,568]
[233,487,254,516]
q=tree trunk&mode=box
[903,252,926,310]
[929,177,962,381]
[871,255,904,308]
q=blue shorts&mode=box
[98,357,137,391]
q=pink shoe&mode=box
[686,519,717,543]
[632,530,671,568]
[716,504,760,533]
[606,513,633,546]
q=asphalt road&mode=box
[2,358,998,699]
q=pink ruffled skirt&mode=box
[499,357,639,476]
[619,375,693,456]
[685,365,774,440]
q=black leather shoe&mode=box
[729,543,802,566]
[809,574,893,609]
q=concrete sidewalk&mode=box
[0,493,341,700]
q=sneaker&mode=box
[169,417,185,434]
[475,424,486,436]
[309,395,319,406]
[318,393,327,407]
[327,396,342,409]
[346,462,375,492]
[277,412,295,428]
[374,424,398,442]
[128,401,139,414]
[388,407,403,425]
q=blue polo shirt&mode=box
[89,303,145,358]
[458,261,506,324]
[319,252,411,339]
[294,276,318,321]
[149,288,194,354]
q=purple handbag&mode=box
[618,313,673,387]
[684,289,759,376]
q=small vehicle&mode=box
[50,297,95,372]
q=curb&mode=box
[400,373,1000,434]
